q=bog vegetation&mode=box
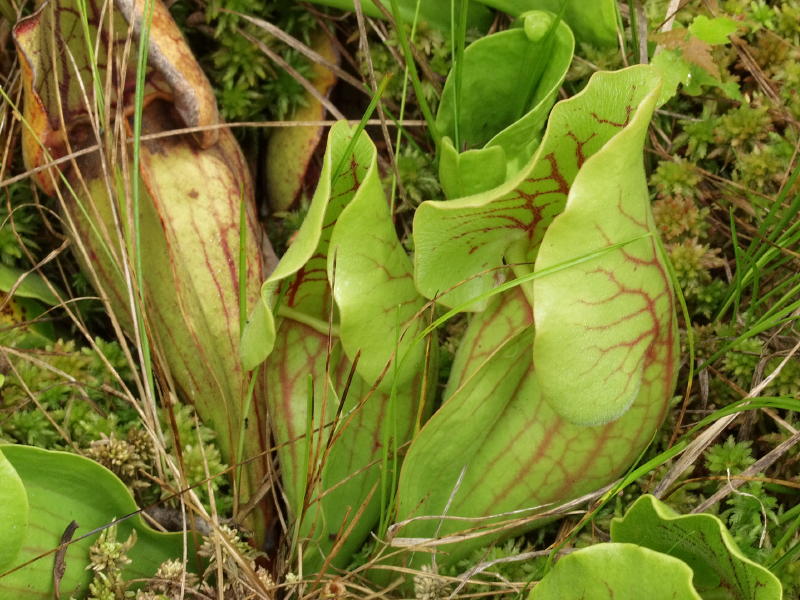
[0,0,798,599]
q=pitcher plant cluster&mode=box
[0,0,695,597]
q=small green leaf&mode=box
[435,14,574,198]
[0,448,28,574]
[0,296,56,349]
[528,543,703,599]
[651,49,691,106]
[0,265,60,306]
[481,0,620,48]
[611,495,783,600]
[688,15,739,45]
[651,48,742,103]
[0,445,190,599]
[684,62,743,101]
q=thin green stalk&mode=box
[754,157,800,245]
[234,191,252,505]
[386,0,442,147]
[655,232,695,442]
[234,372,258,503]
[628,0,639,62]
[450,0,468,151]
[754,269,800,317]
[749,270,799,317]
[130,0,157,404]
[770,539,800,574]
[331,75,391,182]
[701,299,800,368]
[75,0,107,132]
[717,159,800,319]
[377,307,403,537]
[729,206,743,318]
[290,375,316,557]
[389,0,423,216]
[238,191,247,335]
[770,503,800,562]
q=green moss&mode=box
[173,0,317,122]
[1,339,137,448]
[393,145,442,211]
[160,403,231,514]
[359,21,453,113]
[706,436,757,474]
[722,479,780,559]
[440,538,544,596]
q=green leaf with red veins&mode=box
[256,121,430,570]
[241,122,357,369]
[435,12,574,198]
[328,140,428,388]
[266,318,421,571]
[393,286,671,569]
[244,121,426,390]
[413,67,662,311]
[393,66,677,572]
[532,68,674,426]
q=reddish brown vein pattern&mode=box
[280,153,365,320]
[398,69,671,569]
[413,82,642,304]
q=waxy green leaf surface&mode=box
[436,11,574,198]
[478,0,620,47]
[611,495,783,599]
[528,543,703,600]
[532,69,674,425]
[14,0,274,536]
[0,265,59,348]
[0,445,188,599]
[394,287,671,567]
[0,265,60,305]
[415,67,665,310]
[249,122,430,570]
[395,66,676,569]
[0,448,27,575]
[244,122,426,390]
[299,0,493,33]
